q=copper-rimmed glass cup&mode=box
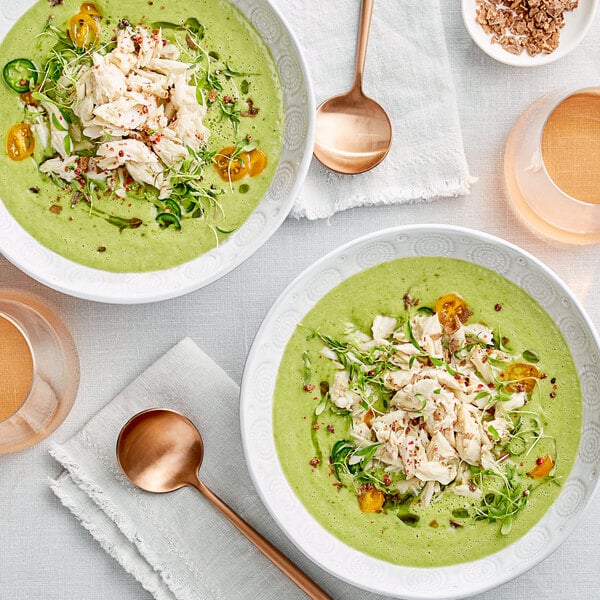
[0,290,79,454]
[504,87,600,244]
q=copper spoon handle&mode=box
[353,0,374,92]
[189,478,332,600]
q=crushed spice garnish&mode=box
[475,0,579,57]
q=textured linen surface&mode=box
[49,338,386,600]
[3,4,600,600]
[273,0,473,219]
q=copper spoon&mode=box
[313,0,392,174]
[116,408,331,600]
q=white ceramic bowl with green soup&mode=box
[240,225,600,598]
[0,0,313,302]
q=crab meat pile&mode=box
[324,312,528,506]
[40,25,209,198]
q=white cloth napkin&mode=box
[49,338,388,600]
[272,0,473,220]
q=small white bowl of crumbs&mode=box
[461,0,598,67]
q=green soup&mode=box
[273,257,582,567]
[0,0,284,271]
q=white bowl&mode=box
[461,0,598,67]
[0,0,314,304]
[240,224,600,598]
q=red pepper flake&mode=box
[383,474,391,486]
[549,392,556,398]
[118,150,125,157]
[540,373,547,379]
[326,425,335,434]
[312,422,319,430]
[536,457,544,465]
[97,246,107,253]
[303,384,315,392]
[495,303,503,311]
[49,204,62,214]
[488,382,495,389]
[454,373,461,380]
[309,458,320,467]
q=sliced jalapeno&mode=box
[3,59,38,93]
[162,198,182,217]
[156,212,181,229]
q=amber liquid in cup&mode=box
[542,91,600,205]
[505,88,600,244]
[0,291,79,454]
[0,316,34,422]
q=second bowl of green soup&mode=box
[240,224,600,598]
[0,0,314,302]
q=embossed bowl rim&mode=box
[0,0,315,304]
[240,224,600,598]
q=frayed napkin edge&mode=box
[49,470,175,600]
[291,173,478,221]
[49,442,223,600]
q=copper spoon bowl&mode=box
[116,408,331,600]
[313,0,392,174]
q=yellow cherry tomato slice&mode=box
[68,12,101,48]
[247,147,268,177]
[214,146,249,182]
[214,146,268,182]
[357,487,384,513]
[527,454,554,478]
[79,2,101,16]
[435,293,472,327]
[6,122,34,161]
[502,362,540,393]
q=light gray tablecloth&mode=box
[1,3,600,600]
